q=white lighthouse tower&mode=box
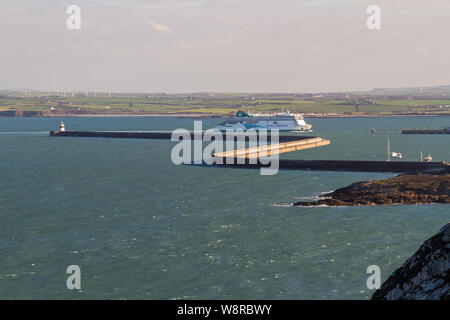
[59,121,66,132]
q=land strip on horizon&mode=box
[2,86,450,118]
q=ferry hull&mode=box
[216,124,312,132]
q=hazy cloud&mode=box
[145,19,173,34]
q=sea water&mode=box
[0,116,448,299]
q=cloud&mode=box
[145,19,173,34]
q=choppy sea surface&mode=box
[0,116,448,299]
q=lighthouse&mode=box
[59,121,66,132]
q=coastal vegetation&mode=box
[2,88,450,117]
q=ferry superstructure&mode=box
[216,110,312,132]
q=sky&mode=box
[1,0,450,93]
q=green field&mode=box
[1,92,450,116]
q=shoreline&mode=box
[293,174,450,207]
[1,111,450,119]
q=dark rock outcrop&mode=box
[293,174,450,206]
[372,223,449,300]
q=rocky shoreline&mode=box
[293,174,450,207]
[372,223,449,300]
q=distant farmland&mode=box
[1,91,450,117]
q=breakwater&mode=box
[213,158,450,174]
[50,130,449,174]
[49,130,315,142]
[402,128,450,134]
[213,137,330,158]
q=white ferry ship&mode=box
[216,110,312,132]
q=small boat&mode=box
[424,155,433,162]
[387,138,403,161]
[390,152,403,159]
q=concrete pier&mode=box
[213,159,450,174]
[213,137,330,158]
[49,130,315,142]
[50,130,449,174]
[402,128,450,134]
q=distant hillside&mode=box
[372,85,450,95]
